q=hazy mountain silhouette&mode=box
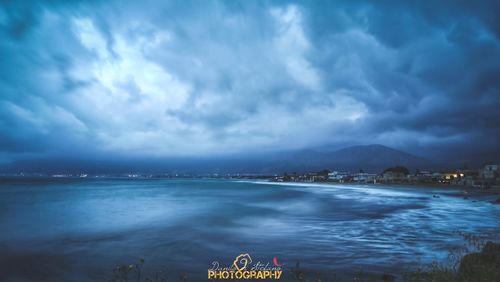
[0,144,448,174]
[270,144,442,173]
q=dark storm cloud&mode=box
[300,0,500,159]
[0,0,499,163]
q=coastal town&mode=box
[271,164,500,189]
[9,163,499,191]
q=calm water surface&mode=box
[0,178,499,281]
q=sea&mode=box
[0,178,499,281]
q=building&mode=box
[481,164,500,179]
[461,170,479,186]
[310,171,329,182]
[441,171,466,185]
[352,172,377,183]
[328,171,350,182]
[479,164,500,187]
[410,170,429,182]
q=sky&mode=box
[1,0,499,165]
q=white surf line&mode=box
[236,180,440,198]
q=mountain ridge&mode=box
[267,144,441,173]
[0,144,450,174]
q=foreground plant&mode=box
[109,232,499,281]
[107,258,172,282]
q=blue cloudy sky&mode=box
[1,0,499,164]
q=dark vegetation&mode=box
[382,166,410,175]
[401,231,499,282]
[108,232,499,282]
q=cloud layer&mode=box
[1,0,499,163]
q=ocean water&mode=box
[0,178,499,281]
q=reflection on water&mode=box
[0,178,499,281]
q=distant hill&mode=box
[266,144,442,173]
[0,144,447,175]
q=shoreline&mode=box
[248,179,500,203]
